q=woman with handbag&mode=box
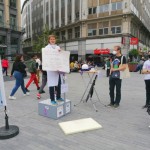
[9,54,29,100]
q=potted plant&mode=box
[128,49,139,72]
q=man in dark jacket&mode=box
[25,55,40,92]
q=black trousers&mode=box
[145,80,150,106]
[106,69,110,77]
[49,75,61,101]
[109,77,122,105]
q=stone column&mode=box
[65,0,68,25]
[6,29,11,55]
[59,0,61,27]
[71,0,75,23]
[53,0,56,28]
[78,40,86,61]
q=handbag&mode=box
[111,71,120,78]
[120,56,130,79]
[22,71,27,78]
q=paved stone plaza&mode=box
[0,69,150,150]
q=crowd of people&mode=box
[1,36,150,119]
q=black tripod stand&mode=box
[74,72,101,112]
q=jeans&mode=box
[3,67,8,76]
[49,75,61,101]
[145,80,150,105]
[109,77,122,105]
[26,73,39,89]
[10,71,26,96]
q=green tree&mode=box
[129,49,139,59]
[32,25,54,53]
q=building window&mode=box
[111,26,121,34]
[111,19,122,34]
[68,29,73,39]
[99,21,109,35]
[88,29,97,36]
[9,0,16,8]
[99,4,109,13]
[10,15,16,30]
[88,23,97,36]
[75,26,80,38]
[61,31,66,41]
[88,7,97,14]
[0,10,3,23]
[112,2,122,11]
[99,28,108,35]
[93,7,97,14]
[75,12,79,19]
[0,36,5,44]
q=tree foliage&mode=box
[32,25,53,53]
[129,49,139,58]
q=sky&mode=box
[21,0,25,7]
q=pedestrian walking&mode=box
[108,46,127,108]
[142,51,150,108]
[44,34,64,105]
[1,57,9,76]
[105,58,111,77]
[25,55,40,92]
[9,54,29,100]
[37,64,47,99]
[35,56,41,83]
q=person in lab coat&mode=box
[45,35,64,105]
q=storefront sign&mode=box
[94,49,110,55]
[130,38,139,45]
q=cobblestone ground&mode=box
[0,69,150,150]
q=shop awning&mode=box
[94,48,110,55]
[0,44,7,48]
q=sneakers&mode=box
[114,104,119,109]
[57,98,64,101]
[107,103,114,107]
[37,93,41,99]
[23,92,30,96]
[40,90,45,94]
[142,105,148,109]
[9,96,16,100]
[25,88,30,92]
[51,101,57,105]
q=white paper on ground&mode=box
[59,118,102,135]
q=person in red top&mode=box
[1,57,9,76]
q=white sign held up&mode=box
[42,48,70,73]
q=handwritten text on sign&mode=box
[42,48,70,73]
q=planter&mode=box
[128,63,138,72]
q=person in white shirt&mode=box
[36,57,41,83]
[44,35,64,105]
[142,51,150,109]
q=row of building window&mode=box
[88,2,122,14]
[0,11,16,23]
[88,26,121,36]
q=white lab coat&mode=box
[45,44,63,87]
